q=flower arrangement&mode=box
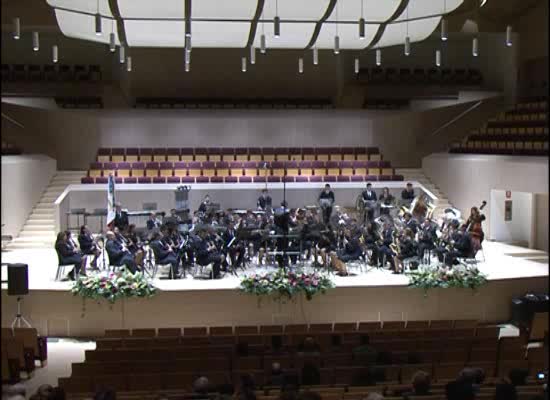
[239,270,335,301]
[71,270,158,304]
[406,263,488,294]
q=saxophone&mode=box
[389,229,400,254]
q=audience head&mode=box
[495,382,517,400]
[406,182,413,189]
[445,380,475,400]
[365,394,384,400]
[459,367,486,385]
[508,368,529,386]
[366,183,372,189]
[193,376,210,394]
[272,362,281,374]
[79,225,87,235]
[412,370,431,395]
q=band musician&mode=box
[105,230,137,273]
[114,203,129,231]
[257,188,272,212]
[318,184,335,225]
[198,195,213,214]
[401,182,415,207]
[379,187,395,216]
[361,182,377,222]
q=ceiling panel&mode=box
[118,0,185,19]
[127,21,252,48]
[252,22,316,49]
[192,0,258,19]
[315,21,380,49]
[373,16,441,48]
[261,0,331,20]
[46,0,113,16]
[394,0,464,21]
[55,9,121,45]
[326,0,401,23]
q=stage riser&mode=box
[58,182,429,232]
[2,277,546,337]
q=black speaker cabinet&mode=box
[511,297,528,327]
[7,263,29,296]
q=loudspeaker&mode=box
[7,263,29,296]
[511,297,528,327]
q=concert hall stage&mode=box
[1,241,547,337]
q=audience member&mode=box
[301,362,321,385]
[459,366,485,393]
[509,368,529,387]
[410,370,432,396]
[495,383,518,400]
[191,377,210,398]
[445,380,475,400]
[297,337,321,355]
[268,362,285,386]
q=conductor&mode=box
[318,184,335,225]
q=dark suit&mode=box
[150,239,179,278]
[403,218,418,235]
[401,189,415,204]
[55,241,82,276]
[363,230,380,265]
[78,233,95,254]
[105,239,137,273]
[196,237,222,279]
[361,190,377,221]
[257,195,272,211]
[378,228,395,269]
[417,223,437,258]
[319,191,335,225]
[223,228,244,269]
[114,211,129,231]
[338,237,363,262]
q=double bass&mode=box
[466,201,487,253]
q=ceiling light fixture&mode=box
[119,45,125,63]
[313,47,318,65]
[334,3,340,55]
[505,25,512,47]
[404,6,411,56]
[185,35,192,53]
[274,0,280,38]
[260,8,267,54]
[441,0,448,41]
[472,37,479,56]
[359,0,365,39]
[32,31,39,51]
[250,46,256,65]
[242,57,247,72]
[354,58,360,74]
[13,17,20,40]
[52,45,58,63]
[109,20,116,52]
[185,62,190,72]
[298,57,304,74]
[127,56,132,72]
[435,49,441,66]
[376,49,382,66]
[95,0,102,36]
[185,49,191,65]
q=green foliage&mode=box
[406,263,488,294]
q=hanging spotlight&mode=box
[298,58,304,74]
[375,49,382,66]
[441,19,448,41]
[274,0,280,38]
[334,36,340,55]
[185,49,191,65]
[109,33,116,52]
[32,31,39,51]
[472,37,479,57]
[119,46,125,64]
[359,18,365,39]
[95,13,102,36]
[505,25,513,47]
[241,57,247,72]
[185,62,190,72]
[313,47,319,65]
[13,17,20,40]
[260,34,266,54]
[354,58,360,74]
[435,50,441,67]
[274,16,280,38]
[52,45,58,63]
[127,56,132,72]
[404,36,411,56]
[185,20,191,38]
[250,46,256,65]
[185,35,192,53]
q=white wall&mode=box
[490,190,534,248]
[1,155,57,238]
[422,153,548,247]
[535,194,549,252]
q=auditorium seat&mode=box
[167,176,181,183]
[240,176,253,183]
[196,176,209,183]
[111,148,125,162]
[355,148,368,161]
[309,176,322,182]
[209,148,222,162]
[138,177,152,184]
[187,162,201,177]
[215,161,230,177]
[353,161,367,176]
[326,161,340,176]
[123,177,137,183]
[341,147,355,161]
[159,162,173,177]
[230,161,244,176]
[97,148,110,162]
[263,148,276,161]
[181,176,195,183]
[295,176,308,182]
[210,176,223,183]
[299,161,312,176]
[271,161,285,177]
[145,162,159,177]
[249,148,262,161]
[323,176,336,182]
[181,148,194,161]
[125,148,139,162]
[243,161,258,177]
[202,161,216,177]
[235,148,247,161]
[174,162,187,177]
[195,148,208,162]
[89,162,103,177]
[153,177,166,184]
[268,176,281,183]
[224,176,238,183]
[81,177,94,184]
[166,147,180,162]
[286,161,299,177]
[140,148,153,162]
[312,161,326,176]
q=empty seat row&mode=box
[359,67,483,86]
[1,64,102,82]
[81,175,404,185]
[95,147,381,162]
[472,126,548,136]
[134,97,334,110]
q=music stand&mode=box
[11,296,31,328]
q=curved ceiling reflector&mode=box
[193,0,259,19]
[262,0,331,20]
[253,22,316,49]
[393,0,463,21]
[372,16,441,48]
[314,22,380,49]
[118,0,185,19]
[54,9,121,45]
[326,0,401,23]
[46,0,113,16]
